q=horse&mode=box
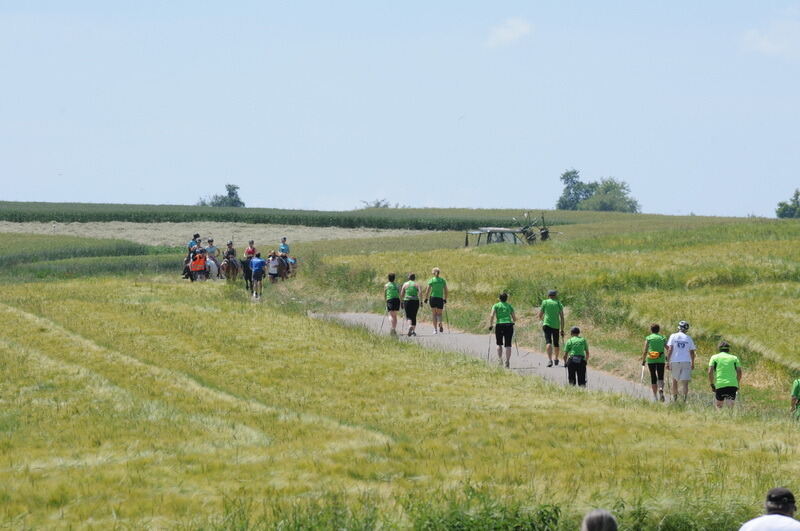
[241,257,253,292]
[220,257,240,282]
[206,259,219,280]
[277,256,290,281]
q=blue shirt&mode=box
[187,240,197,250]
[279,243,289,254]
[250,257,266,272]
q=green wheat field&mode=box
[1,207,799,529]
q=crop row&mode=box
[0,200,730,231]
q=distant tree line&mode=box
[556,169,640,213]
[776,189,800,218]
[197,184,245,208]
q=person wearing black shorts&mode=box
[400,273,421,337]
[489,292,516,368]
[384,273,401,334]
[538,290,565,367]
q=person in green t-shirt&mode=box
[423,267,449,334]
[707,341,742,409]
[641,323,667,402]
[562,326,589,386]
[538,290,565,367]
[790,379,800,417]
[384,273,401,334]
[400,273,420,337]
[488,292,516,368]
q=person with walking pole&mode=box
[423,267,448,334]
[400,273,420,337]
[707,341,742,409]
[383,273,401,335]
[488,292,516,368]
[563,326,589,387]
[538,290,565,367]
[666,320,696,402]
[642,323,667,402]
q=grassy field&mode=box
[1,277,799,529]
[2,215,800,528]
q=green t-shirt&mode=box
[564,336,588,358]
[492,302,515,324]
[708,352,741,388]
[427,276,446,298]
[645,333,666,364]
[403,281,419,300]
[792,379,800,399]
[540,298,564,329]
[385,282,399,301]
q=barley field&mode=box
[2,214,800,528]
[1,277,798,528]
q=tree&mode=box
[556,169,597,210]
[555,169,639,213]
[576,178,640,213]
[197,184,245,207]
[776,189,800,218]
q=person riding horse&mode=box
[220,240,241,281]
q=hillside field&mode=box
[1,211,800,529]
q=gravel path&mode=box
[323,312,652,400]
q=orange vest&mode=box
[190,254,207,272]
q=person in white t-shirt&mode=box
[740,487,800,530]
[666,320,696,402]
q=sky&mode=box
[1,1,798,217]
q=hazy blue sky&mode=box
[1,1,798,216]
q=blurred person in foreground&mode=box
[740,487,800,530]
[581,509,617,531]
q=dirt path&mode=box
[324,312,652,400]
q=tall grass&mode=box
[0,278,795,528]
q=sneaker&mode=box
[408,329,413,337]
[554,359,559,366]
[433,330,438,335]
[504,360,510,369]
[411,331,417,336]
[547,361,553,368]
[439,324,444,333]
[659,390,665,402]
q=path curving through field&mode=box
[324,312,652,400]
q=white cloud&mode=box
[486,17,532,48]
[743,19,800,59]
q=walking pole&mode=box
[444,305,451,333]
[487,328,493,362]
[379,309,387,334]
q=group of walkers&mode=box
[381,269,750,408]
[383,268,449,337]
[182,234,297,295]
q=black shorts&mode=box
[386,298,400,312]
[269,272,279,278]
[715,386,738,401]
[253,270,264,282]
[647,363,665,385]
[429,297,444,309]
[543,325,560,348]
[495,323,514,347]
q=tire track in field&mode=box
[0,302,393,459]
[0,337,273,472]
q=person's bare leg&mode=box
[680,381,689,401]
[390,311,397,331]
[546,343,553,361]
[504,346,512,367]
[496,345,503,364]
[671,378,679,401]
[651,383,658,400]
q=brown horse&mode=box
[220,257,240,281]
